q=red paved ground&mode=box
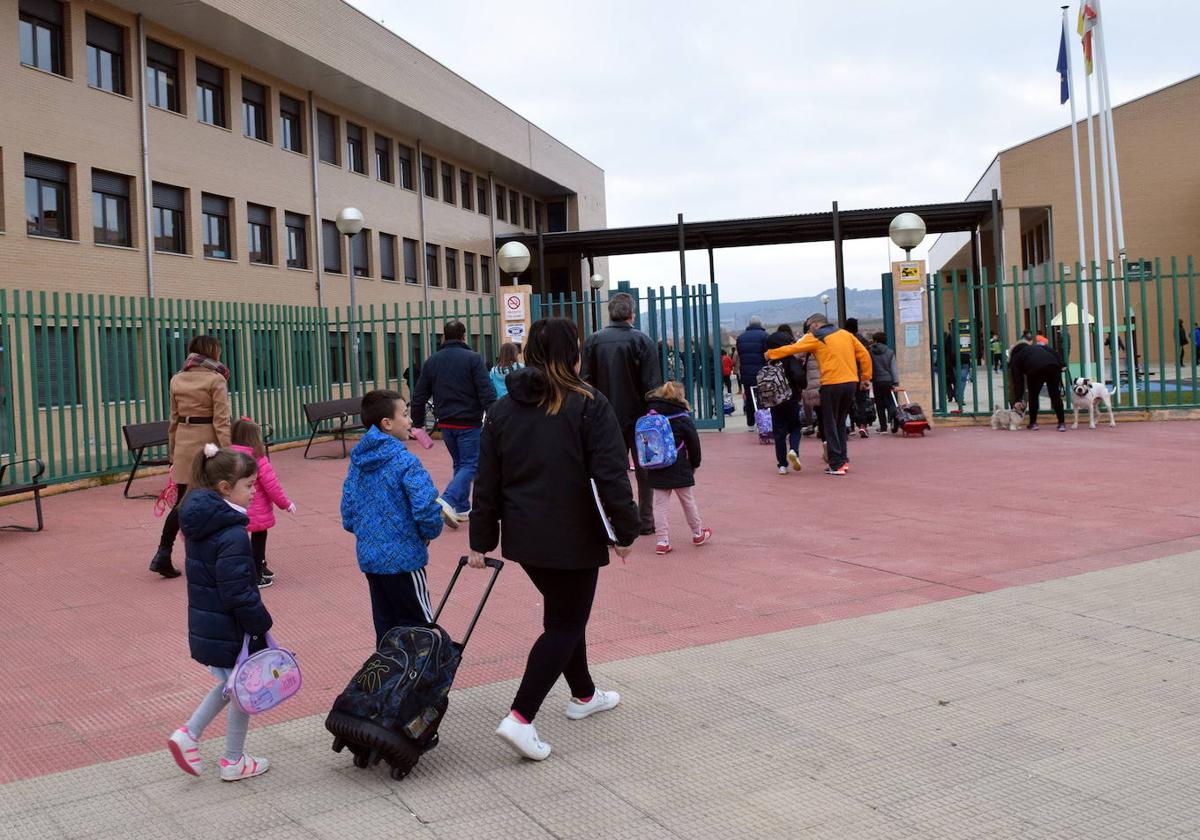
[1,420,1198,783]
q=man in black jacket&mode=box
[582,293,661,534]
[736,317,768,428]
[1009,340,1067,431]
[412,321,497,526]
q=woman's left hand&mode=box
[467,550,487,569]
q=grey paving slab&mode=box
[3,550,1200,839]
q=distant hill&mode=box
[717,288,884,332]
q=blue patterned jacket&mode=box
[341,426,444,574]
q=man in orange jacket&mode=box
[765,313,871,475]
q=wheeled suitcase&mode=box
[325,556,503,780]
[893,390,930,437]
[750,387,773,445]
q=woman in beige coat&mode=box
[150,335,232,577]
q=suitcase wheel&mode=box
[390,766,410,781]
[331,737,346,754]
[352,749,370,769]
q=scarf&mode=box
[182,353,230,380]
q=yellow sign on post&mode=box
[897,260,924,288]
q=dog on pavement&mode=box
[1071,378,1116,429]
[991,404,1025,431]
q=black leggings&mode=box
[510,564,598,723]
[158,483,189,552]
[1026,367,1065,425]
[250,530,268,578]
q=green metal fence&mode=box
[929,258,1200,416]
[0,289,501,485]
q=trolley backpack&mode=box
[325,557,502,781]
[892,390,930,437]
[634,410,687,470]
[750,387,774,445]
[754,362,793,408]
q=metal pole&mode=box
[1083,62,1107,385]
[417,141,430,359]
[1061,7,1092,377]
[346,233,359,394]
[677,213,693,397]
[537,232,546,291]
[308,91,324,307]
[832,201,846,326]
[135,15,154,298]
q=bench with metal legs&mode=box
[0,457,46,532]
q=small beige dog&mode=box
[990,404,1026,431]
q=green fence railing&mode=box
[0,289,501,485]
[929,258,1200,416]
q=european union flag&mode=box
[1057,27,1070,104]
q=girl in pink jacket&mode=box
[231,418,296,588]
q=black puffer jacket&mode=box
[1009,342,1066,403]
[470,368,640,568]
[736,324,769,383]
[181,489,273,668]
[582,322,662,432]
[642,397,702,490]
[411,340,497,427]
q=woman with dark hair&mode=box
[488,341,524,399]
[469,318,640,761]
[150,335,232,577]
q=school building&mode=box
[927,73,1200,391]
[0,0,608,483]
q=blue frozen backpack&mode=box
[635,410,687,470]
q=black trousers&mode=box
[158,483,189,552]
[511,564,598,723]
[366,569,433,649]
[742,384,756,426]
[771,400,803,467]
[622,427,655,530]
[250,530,268,578]
[874,386,896,430]
[820,383,857,469]
[1025,368,1065,425]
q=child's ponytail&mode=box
[188,444,257,497]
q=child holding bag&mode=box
[644,382,711,555]
[167,445,274,782]
[231,418,295,588]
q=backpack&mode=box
[634,410,687,470]
[755,362,793,408]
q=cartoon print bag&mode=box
[224,633,302,715]
[634,410,687,470]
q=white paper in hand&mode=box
[590,479,617,544]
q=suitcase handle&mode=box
[432,556,504,649]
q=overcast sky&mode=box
[348,0,1194,303]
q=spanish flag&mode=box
[1077,2,1098,75]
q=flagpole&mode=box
[1082,36,1106,387]
[1061,7,1091,377]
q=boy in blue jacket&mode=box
[341,390,444,646]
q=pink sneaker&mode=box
[655,543,672,555]
[167,727,203,776]
[692,528,712,546]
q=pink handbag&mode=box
[224,633,302,715]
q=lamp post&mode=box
[888,212,927,261]
[497,241,531,285]
[820,293,830,319]
[589,273,605,329]
[336,207,365,393]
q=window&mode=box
[481,255,492,294]
[247,203,273,265]
[291,329,315,387]
[327,331,347,383]
[152,183,185,253]
[196,59,226,128]
[464,252,476,292]
[346,122,365,174]
[403,238,418,284]
[19,0,64,76]
[100,326,140,402]
[317,110,338,164]
[252,329,280,389]
[441,162,455,204]
[523,196,533,230]
[534,201,543,232]
[322,219,342,273]
[459,171,473,211]
[477,177,488,215]
[379,233,397,281]
[425,243,439,287]
[201,193,231,259]
[285,212,307,269]
[357,331,376,381]
[398,145,414,190]
[495,185,506,221]
[86,15,124,94]
[421,154,436,199]
[33,325,81,407]
[351,228,370,277]
[242,79,268,141]
[510,191,520,227]
[25,155,70,239]
[409,333,423,376]
[374,134,393,184]
[279,94,304,153]
[445,248,458,290]
[547,200,567,232]
[91,169,131,247]
[385,332,401,380]
[145,40,180,112]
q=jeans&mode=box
[770,401,803,467]
[820,383,857,470]
[653,487,704,545]
[510,565,598,722]
[440,427,481,514]
[955,362,970,405]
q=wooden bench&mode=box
[303,398,364,459]
[122,420,273,498]
[0,457,46,532]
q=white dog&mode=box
[1071,378,1116,429]
[990,404,1025,430]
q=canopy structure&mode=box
[1050,301,1096,327]
[497,198,1001,323]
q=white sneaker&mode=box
[564,688,621,721]
[436,497,460,530]
[777,465,788,475]
[167,727,203,776]
[219,753,269,781]
[495,713,551,760]
[787,449,802,472]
